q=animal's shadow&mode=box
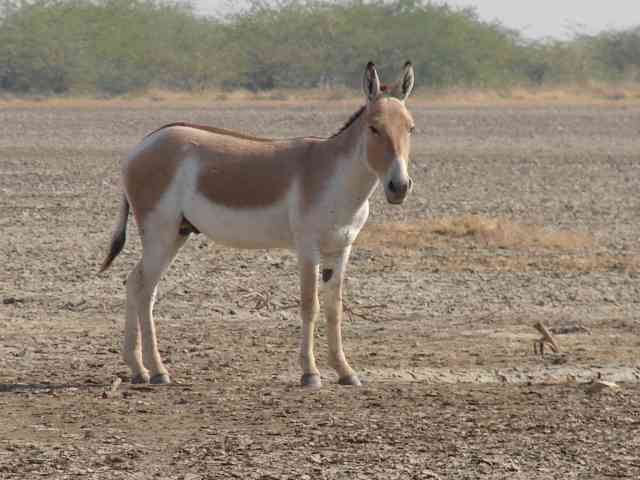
[0,381,193,393]
[0,382,108,393]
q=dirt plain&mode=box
[1,100,639,479]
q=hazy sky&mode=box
[192,0,640,39]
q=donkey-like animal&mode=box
[101,61,416,387]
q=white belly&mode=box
[184,191,294,249]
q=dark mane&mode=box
[331,105,366,138]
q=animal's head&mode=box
[361,61,416,205]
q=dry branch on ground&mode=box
[533,321,560,356]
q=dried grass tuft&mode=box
[358,215,593,251]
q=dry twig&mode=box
[533,321,560,356]
[343,302,387,321]
[102,377,122,399]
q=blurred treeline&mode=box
[0,0,638,95]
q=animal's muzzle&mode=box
[386,177,413,204]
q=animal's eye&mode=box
[409,125,416,134]
[369,125,380,135]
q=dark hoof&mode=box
[300,373,322,388]
[131,373,150,384]
[338,374,362,386]
[150,373,171,385]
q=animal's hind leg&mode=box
[124,261,148,384]
[135,224,188,385]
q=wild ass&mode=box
[100,61,416,388]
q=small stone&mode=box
[3,297,23,305]
[585,380,621,394]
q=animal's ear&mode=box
[389,61,415,102]
[362,61,381,103]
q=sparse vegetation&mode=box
[357,217,640,274]
[0,0,638,97]
[358,215,593,251]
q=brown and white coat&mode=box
[101,61,416,387]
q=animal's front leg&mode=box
[298,258,321,388]
[322,246,361,386]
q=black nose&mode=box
[388,180,409,196]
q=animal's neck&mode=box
[324,113,379,212]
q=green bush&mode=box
[0,0,638,95]
[588,27,640,81]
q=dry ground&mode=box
[1,101,639,479]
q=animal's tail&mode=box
[99,194,130,273]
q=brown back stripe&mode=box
[144,122,275,143]
[144,121,330,144]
